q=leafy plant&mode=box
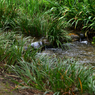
[62,0,95,31]
[9,55,95,94]
[17,15,47,37]
[0,1,18,30]
[91,36,95,44]
[47,19,70,47]
[0,30,37,65]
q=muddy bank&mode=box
[0,75,21,95]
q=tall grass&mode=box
[9,55,95,94]
[62,0,95,31]
[44,0,95,32]
[0,0,46,34]
[0,0,95,40]
[0,29,94,94]
[0,0,71,47]
[0,30,38,65]
[0,1,95,93]
[0,0,18,30]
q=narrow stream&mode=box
[41,41,95,65]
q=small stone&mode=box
[68,33,79,41]
[80,41,88,44]
[42,39,50,46]
[80,33,85,39]
[31,41,43,49]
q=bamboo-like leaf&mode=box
[78,77,83,93]
[67,18,74,24]
[75,18,82,29]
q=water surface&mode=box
[42,41,95,65]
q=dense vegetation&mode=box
[1,0,95,46]
[0,0,95,94]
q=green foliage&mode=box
[62,0,95,30]
[9,56,95,94]
[0,1,95,93]
[91,37,95,44]
[43,0,95,32]
[0,0,95,41]
[44,3,71,47]
[0,31,22,65]
[0,1,18,30]
[0,0,71,47]
[47,19,70,47]
[16,15,47,37]
[0,30,37,65]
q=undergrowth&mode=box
[0,0,95,94]
[8,56,95,94]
